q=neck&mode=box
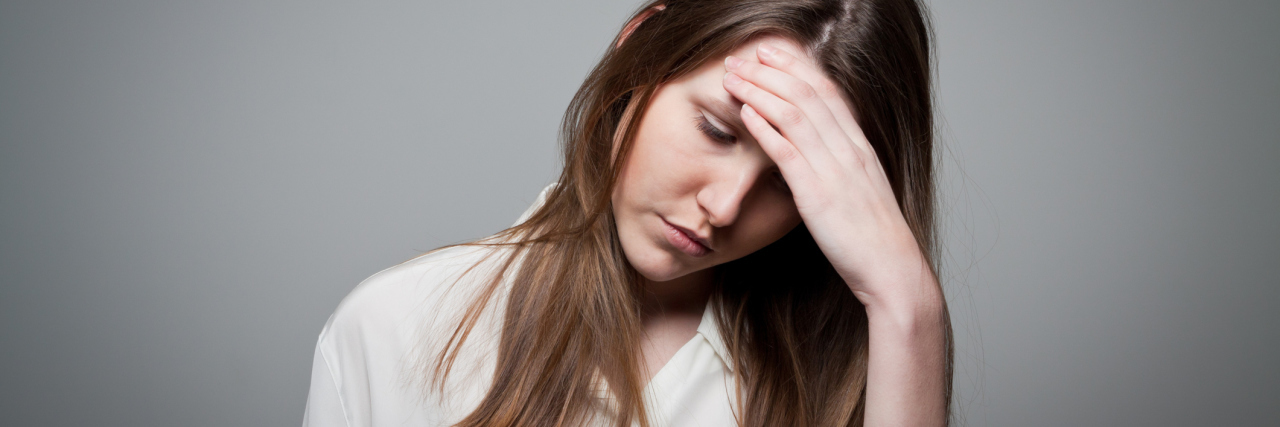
[639,267,716,317]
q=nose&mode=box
[698,167,758,228]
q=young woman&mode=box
[303,0,951,426]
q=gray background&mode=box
[1,0,1276,426]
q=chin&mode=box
[624,246,693,283]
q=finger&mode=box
[725,54,864,171]
[754,43,876,163]
[740,103,819,191]
[723,71,840,175]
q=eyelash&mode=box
[695,114,791,193]
[696,114,736,144]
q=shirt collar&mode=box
[696,300,735,373]
[515,183,736,372]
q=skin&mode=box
[612,15,947,427]
[723,37,947,427]
[610,37,805,383]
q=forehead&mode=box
[669,34,822,100]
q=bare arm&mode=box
[860,269,948,426]
[723,40,948,426]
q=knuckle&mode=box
[790,80,818,100]
[849,149,867,168]
[775,145,800,163]
[815,79,841,100]
[779,105,805,126]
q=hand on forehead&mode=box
[738,35,812,66]
[723,34,858,121]
[742,36,824,75]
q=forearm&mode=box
[859,274,948,427]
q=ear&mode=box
[616,4,666,49]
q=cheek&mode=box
[736,199,802,251]
[618,126,701,204]
[610,139,677,240]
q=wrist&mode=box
[854,273,945,336]
[864,292,945,341]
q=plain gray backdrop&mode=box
[2,1,1277,426]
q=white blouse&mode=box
[302,184,741,427]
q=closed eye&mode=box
[695,113,736,144]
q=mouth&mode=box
[661,218,712,257]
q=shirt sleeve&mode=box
[302,337,351,427]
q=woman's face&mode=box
[611,35,811,283]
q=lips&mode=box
[662,218,712,257]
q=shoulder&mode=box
[318,243,511,352]
[303,184,555,425]
[314,242,519,418]
[316,181,555,362]
[305,242,517,426]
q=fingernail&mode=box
[724,55,743,70]
[758,43,777,58]
[724,72,742,86]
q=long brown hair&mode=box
[420,0,951,425]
